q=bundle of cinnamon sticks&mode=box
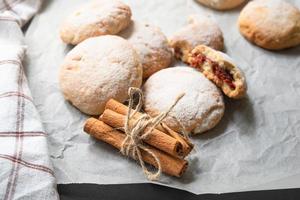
[84,99,194,178]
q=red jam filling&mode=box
[190,53,236,90]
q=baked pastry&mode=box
[197,0,245,10]
[121,22,173,79]
[188,45,247,99]
[60,0,132,45]
[238,0,300,50]
[143,67,225,134]
[59,35,142,115]
[169,15,224,63]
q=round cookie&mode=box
[238,0,300,50]
[197,0,245,10]
[60,0,132,45]
[143,67,225,134]
[59,35,142,115]
[170,15,224,63]
[121,22,173,79]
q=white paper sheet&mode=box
[24,0,300,194]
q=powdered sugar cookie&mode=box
[60,0,132,45]
[121,22,173,79]
[197,0,245,10]
[188,45,247,99]
[170,15,224,63]
[59,35,142,115]
[238,0,300,50]
[143,67,224,134]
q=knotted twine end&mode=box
[120,87,185,181]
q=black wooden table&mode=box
[58,183,300,200]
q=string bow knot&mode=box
[120,87,184,180]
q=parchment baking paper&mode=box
[24,0,300,194]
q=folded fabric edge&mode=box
[0,0,59,200]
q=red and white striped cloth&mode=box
[0,0,58,199]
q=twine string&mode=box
[120,87,185,180]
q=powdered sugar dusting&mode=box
[59,35,142,115]
[170,14,224,51]
[143,66,225,134]
[120,21,173,78]
[60,0,132,44]
[239,0,300,49]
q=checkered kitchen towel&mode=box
[0,0,58,199]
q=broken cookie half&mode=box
[188,45,247,99]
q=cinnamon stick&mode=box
[101,109,183,158]
[84,118,188,177]
[104,99,193,156]
[160,123,194,156]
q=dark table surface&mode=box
[58,183,300,200]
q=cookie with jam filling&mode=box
[188,45,247,99]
